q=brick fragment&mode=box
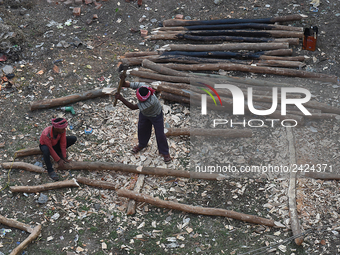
[73,7,81,16]
[140,29,148,37]
[175,14,184,19]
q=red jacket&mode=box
[39,126,66,162]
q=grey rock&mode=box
[37,193,48,204]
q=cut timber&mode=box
[14,147,42,157]
[124,51,159,58]
[160,42,290,52]
[57,161,226,180]
[156,23,303,31]
[305,172,340,180]
[0,215,42,255]
[164,128,252,138]
[286,127,304,245]
[157,29,304,38]
[30,89,108,111]
[130,70,191,84]
[161,63,338,83]
[162,14,306,27]
[147,33,299,44]
[161,92,190,105]
[76,176,117,190]
[0,215,34,233]
[117,189,278,227]
[2,162,46,173]
[127,174,145,215]
[9,225,42,255]
[10,178,79,193]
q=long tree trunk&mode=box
[162,14,306,27]
[30,89,108,111]
[10,179,80,193]
[117,189,279,227]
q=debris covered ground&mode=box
[1,0,340,254]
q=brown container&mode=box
[302,26,318,51]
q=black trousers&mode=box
[39,136,77,173]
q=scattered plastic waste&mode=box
[85,127,93,134]
[0,228,12,237]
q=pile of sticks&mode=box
[120,14,339,84]
[123,59,340,123]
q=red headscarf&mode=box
[51,118,68,129]
[136,86,155,102]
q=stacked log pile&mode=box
[120,14,339,84]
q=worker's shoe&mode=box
[48,171,59,181]
[162,154,172,164]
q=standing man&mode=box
[39,118,77,180]
[115,81,171,163]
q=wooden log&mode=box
[130,70,191,84]
[305,172,340,180]
[142,59,187,77]
[76,176,117,190]
[10,178,79,193]
[127,174,145,215]
[162,14,306,27]
[117,189,278,227]
[14,147,42,157]
[257,60,305,68]
[164,128,252,138]
[156,29,304,38]
[124,51,159,58]
[286,128,304,245]
[0,215,34,233]
[147,33,299,43]
[30,89,108,111]
[159,63,339,83]
[9,225,42,255]
[156,23,304,31]
[56,161,226,180]
[0,215,42,255]
[161,91,190,104]
[2,162,46,173]
[160,42,289,52]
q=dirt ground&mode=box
[1,0,340,254]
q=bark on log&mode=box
[161,92,190,104]
[130,70,191,84]
[305,172,340,180]
[147,33,299,44]
[286,128,304,245]
[161,49,293,59]
[156,30,304,38]
[162,14,306,27]
[2,162,46,173]
[156,23,303,31]
[160,63,338,83]
[10,178,79,193]
[0,215,34,233]
[124,51,159,58]
[30,89,108,111]
[9,225,42,255]
[76,176,117,190]
[56,161,226,180]
[160,42,289,52]
[14,147,42,157]
[117,189,277,227]
[164,128,252,138]
[127,174,145,215]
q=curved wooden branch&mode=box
[30,89,108,111]
[0,215,34,233]
[117,189,277,227]
[2,162,46,173]
[9,225,42,255]
[76,176,117,190]
[10,178,79,193]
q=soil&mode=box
[1,0,340,255]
